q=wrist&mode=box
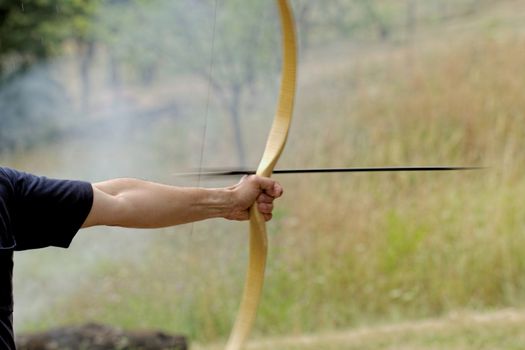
[205,188,235,219]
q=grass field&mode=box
[195,308,525,350]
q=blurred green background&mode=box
[2,0,525,348]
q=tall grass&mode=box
[21,3,525,345]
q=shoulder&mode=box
[0,167,93,201]
[0,167,17,195]
[0,167,42,199]
[0,167,15,181]
[0,167,30,188]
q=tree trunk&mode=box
[107,50,122,107]
[78,40,95,114]
[360,0,390,41]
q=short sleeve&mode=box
[0,167,93,251]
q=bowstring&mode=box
[196,0,219,184]
[187,0,218,294]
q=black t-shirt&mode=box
[0,167,93,349]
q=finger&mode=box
[237,211,250,221]
[263,213,273,222]
[256,193,274,204]
[251,176,283,198]
[257,202,273,214]
[268,182,283,198]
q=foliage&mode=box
[0,0,98,152]
[0,0,97,74]
[93,0,281,165]
[294,0,495,49]
[0,0,496,154]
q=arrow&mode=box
[175,166,485,177]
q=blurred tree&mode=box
[293,0,494,51]
[0,0,97,75]
[94,0,281,166]
[357,0,391,41]
[166,0,281,166]
[91,0,154,106]
[0,0,98,152]
[0,0,495,154]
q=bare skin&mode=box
[81,175,283,229]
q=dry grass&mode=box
[195,308,525,350]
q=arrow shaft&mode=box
[176,166,484,177]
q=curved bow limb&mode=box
[225,1,297,349]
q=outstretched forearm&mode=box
[82,178,234,228]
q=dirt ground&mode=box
[16,323,187,350]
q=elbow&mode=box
[89,183,136,227]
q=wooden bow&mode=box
[225,1,297,349]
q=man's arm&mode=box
[81,175,283,229]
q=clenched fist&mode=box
[226,175,283,221]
